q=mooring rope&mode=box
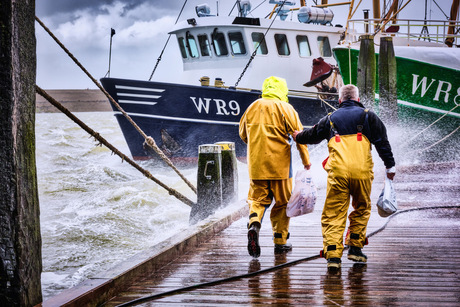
[116,205,460,306]
[402,103,460,146]
[35,16,197,194]
[413,125,460,154]
[318,96,338,112]
[36,86,195,207]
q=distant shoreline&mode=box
[36,89,112,113]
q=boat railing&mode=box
[347,18,460,47]
[204,84,338,100]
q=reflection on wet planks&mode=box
[106,163,460,306]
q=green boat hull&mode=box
[333,47,460,118]
[333,46,460,161]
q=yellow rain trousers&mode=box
[322,134,374,259]
[247,179,292,245]
[239,76,310,245]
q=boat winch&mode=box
[270,0,296,21]
[298,6,334,25]
[238,0,252,17]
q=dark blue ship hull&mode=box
[101,77,338,162]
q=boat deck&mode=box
[102,162,460,306]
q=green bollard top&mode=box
[359,34,374,41]
[199,144,221,154]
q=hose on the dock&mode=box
[115,205,460,306]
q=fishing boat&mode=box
[333,0,460,130]
[101,0,347,162]
[101,0,460,163]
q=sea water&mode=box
[36,112,316,300]
[36,112,200,299]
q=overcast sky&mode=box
[35,0,454,89]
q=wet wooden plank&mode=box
[105,203,460,306]
[67,162,459,306]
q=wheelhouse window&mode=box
[251,32,268,55]
[211,29,229,56]
[317,36,332,57]
[186,32,199,58]
[296,35,311,57]
[275,34,290,56]
[228,32,247,55]
[198,34,212,57]
[178,37,188,58]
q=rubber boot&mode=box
[348,246,367,262]
[327,258,342,271]
[248,224,261,258]
[274,242,292,253]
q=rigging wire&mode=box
[373,0,413,36]
[149,0,189,80]
[35,16,197,195]
[432,0,449,19]
[234,0,288,87]
[249,0,268,15]
[229,0,240,16]
[116,205,460,306]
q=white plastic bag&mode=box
[377,177,397,217]
[286,169,317,217]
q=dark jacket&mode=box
[296,100,395,169]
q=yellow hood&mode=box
[261,76,289,102]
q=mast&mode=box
[446,0,460,47]
[373,0,381,31]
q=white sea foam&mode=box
[37,112,193,299]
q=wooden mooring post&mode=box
[378,36,398,123]
[357,35,376,109]
[0,1,43,305]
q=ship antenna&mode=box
[148,0,189,81]
[234,0,288,87]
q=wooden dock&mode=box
[36,89,111,113]
[43,162,460,306]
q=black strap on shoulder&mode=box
[357,109,369,132]
[327,112,338,135]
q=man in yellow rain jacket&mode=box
[239,76,311,258]
[293,84,395,270]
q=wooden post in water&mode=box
[190,144,223,224]
[215,142,238,204]
[0,0,42,305]
[357,35,376,109]
[378,36,398,123]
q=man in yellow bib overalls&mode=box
[293,84,395,270]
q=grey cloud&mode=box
[36,0,181,17]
